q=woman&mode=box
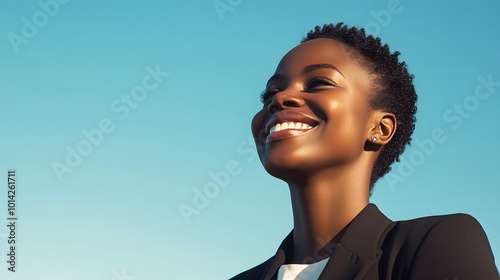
[230,23,499,280]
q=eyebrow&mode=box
[266,63,345,86]
[302,64,344,77]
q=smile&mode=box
[260,110,320,144]
[269,121,314,133]
[266,121,317,143]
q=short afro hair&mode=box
[301,23,418,193]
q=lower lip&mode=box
[265,127,316,143]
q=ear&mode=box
[367,111,397,146]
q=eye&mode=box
[306,77,336,91]
[259,89,279,104]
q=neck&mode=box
[288,163,370,264]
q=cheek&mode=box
[323,97,370,147]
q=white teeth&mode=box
[269,121,314,134]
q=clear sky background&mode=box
[0,0,499,279]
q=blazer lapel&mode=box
[259,204,394,280]
[260,230,294,280]
[318,204,394,280]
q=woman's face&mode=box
[251,38,378,181]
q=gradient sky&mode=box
[1,1,499,279]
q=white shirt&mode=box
[276,257,330,280]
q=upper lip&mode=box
[264,111,319,136]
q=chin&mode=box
[261,155,312,182]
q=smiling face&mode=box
[251,38,381,183]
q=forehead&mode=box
[275,38,368,77]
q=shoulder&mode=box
[392,213,493,250]
[393,213,484,240]
[383,213,499,279]
[229,257,272,280]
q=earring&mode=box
[372,136,378,142]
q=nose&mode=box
[267,89,305,114]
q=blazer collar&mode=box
[261,203,394,280]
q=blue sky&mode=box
[1,0,499,279]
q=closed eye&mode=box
[306,77,337,91]
[260,77,336,103]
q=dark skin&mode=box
[251,38,397,264]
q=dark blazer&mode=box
[230,204,499,280]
